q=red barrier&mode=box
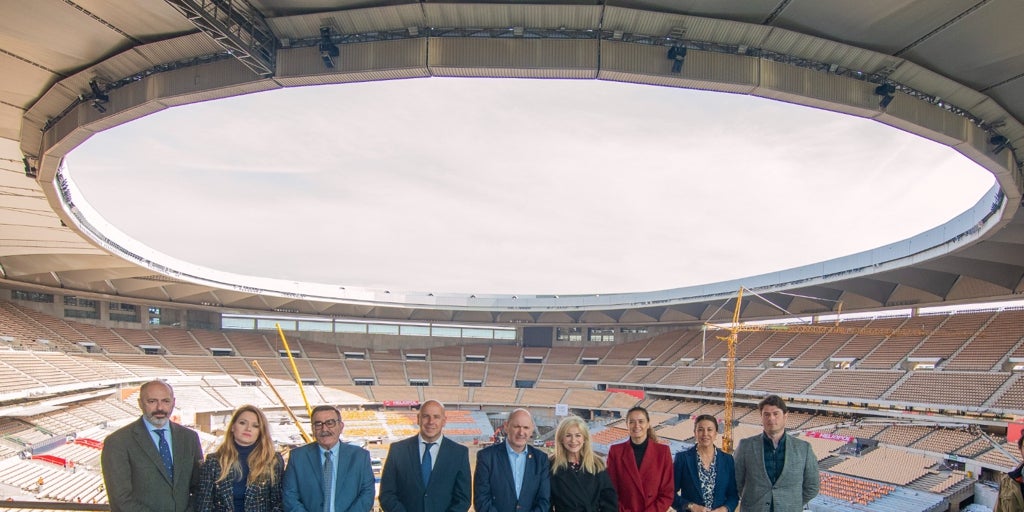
[75,438,104,450]
[32,454,66,467]
[607,388,645,399]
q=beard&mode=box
[146,411,170,427]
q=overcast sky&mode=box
[65,78,995,296]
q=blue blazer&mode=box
[379,435,471,512]
[282,441,374,512]
[473,442,550,512]
[673,447,738,512]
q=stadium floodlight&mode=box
[88,80,109,113]
[89,80,108,103]
[989,135,1010,155]
[874,83,895,109]
[667,46,686,73]
[319,27,340,69]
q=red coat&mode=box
[606,440,674,512]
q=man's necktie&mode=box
[154,429,173,481]
[422,442,435,486]
[322,450,333,512]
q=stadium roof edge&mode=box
[2,1,1024,324]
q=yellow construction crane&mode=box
[707,288,931,453]
[250,324,317,444]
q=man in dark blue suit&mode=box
[379,400,471,512]
[474,409,550,512]
[283,405,375,512]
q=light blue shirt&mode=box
[505,442,527,498]
[142,417,172,461]
[321,443,340,512]
[419,435,443,471]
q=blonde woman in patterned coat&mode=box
[196,405,283,512]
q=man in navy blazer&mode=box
[474,408,550,512]
[283,405,375,512]
[379,400,471,512]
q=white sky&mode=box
[66,78,995,296]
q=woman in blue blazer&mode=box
[672,415,738,512]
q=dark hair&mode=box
[693,414,719,432]
[1018,435,1023,450]
[626,406,659,444]
[311,405,341,420]
[758,395,788,413]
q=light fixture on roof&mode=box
[319,27,339,69]
[88,80,109,113]
[989,135,1010,155]
[23,157,37,178]
[874,83,895,109]
[512,26,524,37]
[667,46,686,74]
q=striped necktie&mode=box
[322,450,333,512]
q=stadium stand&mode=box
[830,447,935,486]
[5,297,1024,511]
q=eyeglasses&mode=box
[312,419,339,429]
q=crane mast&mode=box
[712,288,930,454]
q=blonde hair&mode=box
[550,416,605,475]
[213,405,280,486]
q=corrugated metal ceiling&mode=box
[0,0,1022,323]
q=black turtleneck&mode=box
[630,437,648,468]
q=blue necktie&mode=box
[421,442,435,486]
[322,450,333,512]
[155,429,173,481]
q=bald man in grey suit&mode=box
[101,380,203,512]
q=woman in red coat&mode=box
[606,407,674,512]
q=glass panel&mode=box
[222,317,255,330]
[431,326,461,337]
[336,322,367,333]
[298,321,333,332]
[494,329,516,340]
[400,325,430,336]
[368,324,400,335]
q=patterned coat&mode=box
[195,451,284,512]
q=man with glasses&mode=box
[283,405,374,512]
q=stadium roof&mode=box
[1,0,1022,325]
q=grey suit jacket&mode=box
[101,417,204,512]
[733,433,819,512]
